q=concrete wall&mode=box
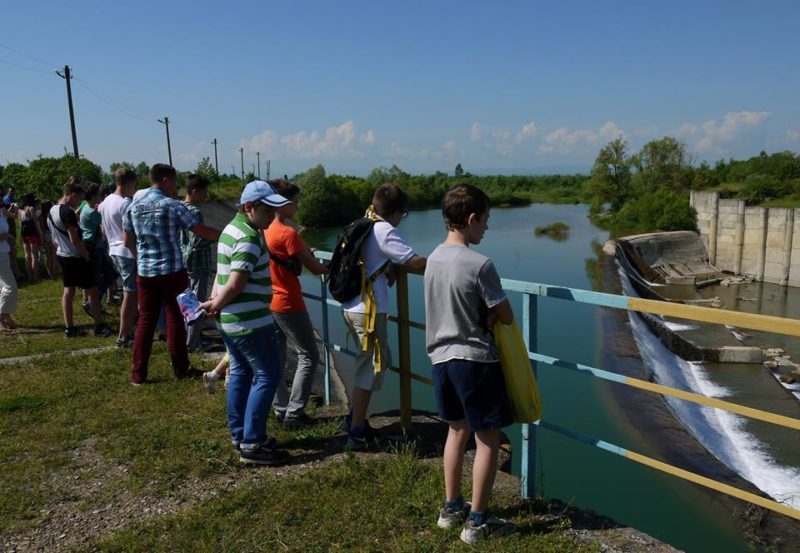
[690,191,799,287]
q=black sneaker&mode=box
[94,324,114,338]
[115,336,134,349]
[281,412,317,430]
[346,431,368,451]
[239,440,289,466]
[180,367,204,380]
[339,417,376,437]
[65,326,86,338]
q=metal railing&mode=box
[304,251,800,521]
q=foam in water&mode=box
[618,267,800,509]
[662,321,700,332]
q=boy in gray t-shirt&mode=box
[424,184,516,544]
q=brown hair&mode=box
[269,179,299,201]
[63,180,85,197]
[371,182,408,218]
[149,163,176,184]
[185,174,209,195]
[84,182,102,202]
[114,167,137,187]
[441,183,490,230]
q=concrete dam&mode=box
[690,190,800,287]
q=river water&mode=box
[298,204,794,552]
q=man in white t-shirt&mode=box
[98,167,138,348]
[341,183,426,450]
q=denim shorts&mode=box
[111,255,137,292]
[432,359,512,433]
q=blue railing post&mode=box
[320,275,331,406]
[521,292,538,498]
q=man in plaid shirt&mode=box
[124,164,221,385]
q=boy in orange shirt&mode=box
[265,180,329,429]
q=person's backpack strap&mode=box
[48,209,70,237]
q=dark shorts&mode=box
[432,359,513,433]
[58,255,96,289]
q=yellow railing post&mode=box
[396,267,413,433]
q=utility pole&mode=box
[55,65,79,158]
[211,138,219,174]
[256,152,261,179]
[157,117,172,166]
[266,159,271,181]
[239,147,244,180]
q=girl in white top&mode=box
[0,203,19,330]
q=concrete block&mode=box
[716,347,763,364]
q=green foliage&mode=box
[535,222,570,236]
[609,189,696,233]
[295,164,362,227]
[0,155,104,200]
[631,136,694,195]
[193,157,218,181]
[738,173,792,203]
[587,137,632,211]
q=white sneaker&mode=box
[460,515,516,544]
[202,372,216,394]
[437,502,471,529]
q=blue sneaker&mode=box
[437,501,471,529]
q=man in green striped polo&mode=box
[200,180,292,466]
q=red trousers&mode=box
[131,270,190,384]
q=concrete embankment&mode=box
[691,191,800,287]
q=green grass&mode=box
[3,277,120,357]
[96,452,595,553]
[1,278,601,551]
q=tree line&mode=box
[2,143,797,232]
[586,137,800,233]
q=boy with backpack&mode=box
[424,183,516,544]
[335,183,426,450]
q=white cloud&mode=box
[442,140,458,156]
[787,130,800,142]
[241,121,376,160]
[694,111,770,152]
[538,121,625,154]
[470,123,482,141]
[246,130,279,153]
[515,121,538,143]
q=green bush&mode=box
[610,190,696,233]
[738,173,792,203]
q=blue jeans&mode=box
[223,326,283,448]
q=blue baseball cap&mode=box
[239,180,290,207]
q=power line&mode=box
[72,76,154,124]
[0,57,51,74]
[0,43,56,69]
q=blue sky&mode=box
[2,0,799,177]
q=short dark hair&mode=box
[21,192,37,207]
[441,183,491,230]
[114,167,137,187]
[149,163,176,184]
[372,183,408,218]
[63,181,85,197]
[185,174,210,195]
[269,179,299,201]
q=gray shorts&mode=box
[343,310,391,392]
[111,255,137,292]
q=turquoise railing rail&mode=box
[302,251,800,521]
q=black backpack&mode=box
[328,217,377,303]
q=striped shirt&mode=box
[216,213,272,336]
[123,188,199,278]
